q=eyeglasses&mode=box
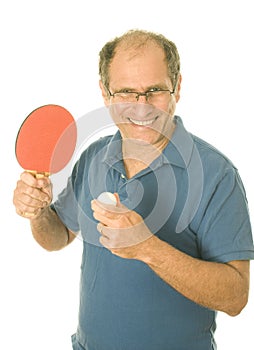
[107,87,175,104]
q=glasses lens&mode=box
[112,90,172,103]
[113,92,137,102]
[148,91,170,103]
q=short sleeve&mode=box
[51,163,80,233]
[198,168,254,262]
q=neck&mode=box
[122,133,173,179]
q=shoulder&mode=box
[190,133,248,207]
[173,116,237,177]
[181,124,245,201]
[76,134,113,165]
[70,134,114,184]
[191,133,237,176]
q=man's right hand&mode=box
[13,172,52,219]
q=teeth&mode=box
[129,117,156,126]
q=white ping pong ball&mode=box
[97,192,117,205]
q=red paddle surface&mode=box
[15,104,77,174]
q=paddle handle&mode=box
[27,170,50,178]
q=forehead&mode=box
[109,43,170,88]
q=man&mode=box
[13,30,254,350]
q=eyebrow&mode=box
[114,83,169,93]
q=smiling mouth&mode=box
[128,116,159,126]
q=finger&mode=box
[13,180,51,218]
[18,191,50,208]
[20,171,51,192]
[91,199,129,216]
[93,210,121,227]
[97,223,112,245]
[91,200,118,222]
[112,193,128,210]
[14,195,47,219]
[99,235,111,249]
[15,206,42,219]
[98,225,121,249]
[21,171,52,196]
[37,178,52,196]
[97,222,107,235]
[16,181,51,205]
[93,207,115,220]
[19,172,52,200]
[14,187,46,219]
[19,171,37,186]
[91,199,116,212]
[98,227,124,250]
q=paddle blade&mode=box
[15,104,77,174]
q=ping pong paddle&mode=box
[15,104,77,178]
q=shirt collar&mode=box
[163,116,194,168]
[102,116,194,170]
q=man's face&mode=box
[100,43,181,147]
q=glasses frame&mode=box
[107,86,176,103]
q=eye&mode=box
[148,87,163,93]
[119,89,134,93]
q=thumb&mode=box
[113,193,122,207]
[113,193,129,213]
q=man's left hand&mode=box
[91,194,153,259]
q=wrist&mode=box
[29,205,49,221]
[134,235,165,265]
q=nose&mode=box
[136,92,149,103]
[133,101,154,119]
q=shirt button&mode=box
[121,174,126,179]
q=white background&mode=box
[1,0,253,349]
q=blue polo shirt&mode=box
[53,116,254,350]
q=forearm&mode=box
[135,236,249,316]
[30,206,69,251]
[91,199,249,315]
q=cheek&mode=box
[154,101,175,118]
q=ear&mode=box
[99,80,110,106]
[174,74,182,103]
